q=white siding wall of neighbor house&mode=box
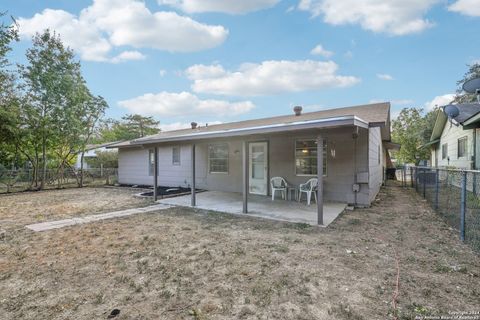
[368,127,384,203]
[476,129,480,170]
[117,127,374,205]
[434,121,475,169]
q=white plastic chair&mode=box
[298,178,318,205]
[270,177,287,200]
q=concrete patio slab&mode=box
[26,204,172,232]
[158,191,346,226]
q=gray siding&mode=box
[433,121,475,169]
[368,127,383,203]
[118,127,375,206]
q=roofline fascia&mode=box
[129,115,369,146]
[430,110,447,142]
[463,112,480,127]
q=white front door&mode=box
[249,142,268,195]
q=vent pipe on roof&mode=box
[191,122,198,129]
[294,106,302,116]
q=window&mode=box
[295,139,327,176]
[442,143,448,160]
[172,147,181,165]
[209,143,229,173]
[458,137,467,158]
[148,149,155,176]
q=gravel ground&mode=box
[0,184,479,319]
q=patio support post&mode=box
[191,144,196,206]
[153,146,158,202]
[317,135,324,225]
[242,141,248,213]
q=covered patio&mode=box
[157,191,347,226]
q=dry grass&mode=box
[0,185,479,319]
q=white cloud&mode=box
[160,121,222,131]
[111,50,146,63]
[424,94,455,111]
[310,44,334,58]
[448,0,480,17]
[118,91,255,117]
[185,60,360,96]
[159,69,167,77]
[158,0,280,14]
[298,0,439,35]
[17,9,113,62]
[377,73,394,81]
[17,0,228,62]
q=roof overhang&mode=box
[130,115,369,146]
[422,139,440,148]
[430,110,447,142]
[463,112,480,129]
[383,141,401,150]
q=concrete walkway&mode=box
[26,204,172,232]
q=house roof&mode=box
[430,103,480,142]
[84,141,121,151]
[109,102,391,148]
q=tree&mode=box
[454,63,480,103]
[392,107,435,165]
[85,150,118,168]
[0,12,20,168]
[19,30,108,189]
[122,114,160,138]
[95,114,160,143]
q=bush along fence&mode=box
[0,168,118,193]
[397,166,480,253]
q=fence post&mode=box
[473,172,477,195]
[435,168,439,210]
[414,167,418,192]
[410,167,413,188]
[460,171,466,242]
[422,168,426,198]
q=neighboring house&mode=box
[110,103,396,215]
[75,142,119,169]
[427,104,480,169]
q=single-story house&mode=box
[427,103,480,169]
[75,142,119,169]
[110,102,395,225]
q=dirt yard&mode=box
[0,185,479,320]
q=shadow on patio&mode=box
[157,191,347,226]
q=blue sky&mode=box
[5,0,480,130]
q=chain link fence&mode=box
[0,168,118,193]
[396,166,480,253]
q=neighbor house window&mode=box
[295,139,327,176]
[172,147,181,165]
[458,137,467,158]
[148,149,155,176]
[209,143,229,173]
[442,143,448,160]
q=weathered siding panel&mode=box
[118,147,151,185]
[434,121,474,169]
[368,127,383,203]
